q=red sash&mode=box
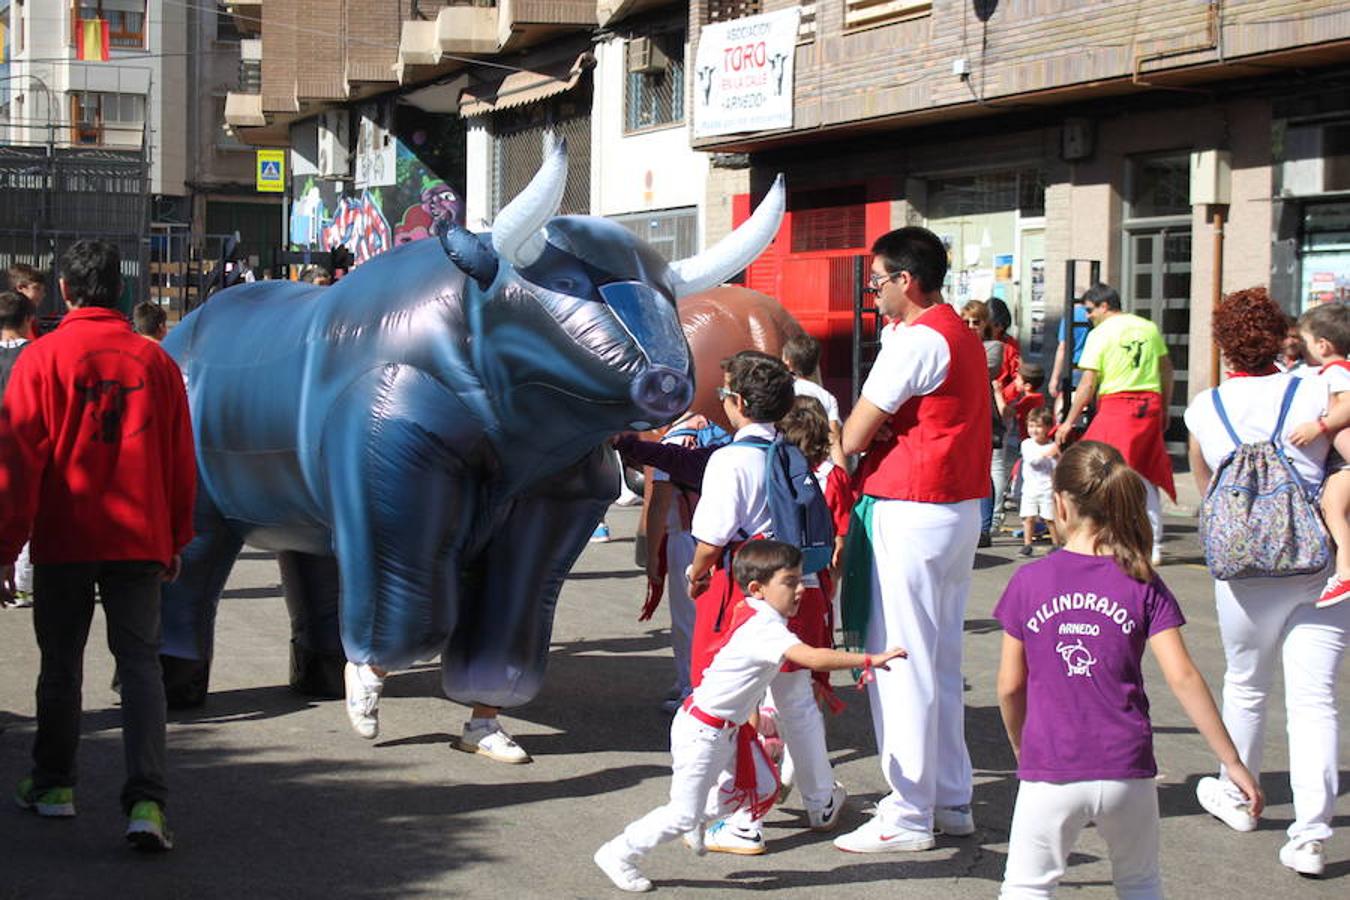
[1082,391,1177,501]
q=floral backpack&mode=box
[1199,378,1331,580]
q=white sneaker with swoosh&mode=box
[833,815,935,853]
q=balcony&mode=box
[224,92,267,128]
[595,0,669,28]
[397,0,596,75]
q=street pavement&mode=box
[1,504,1346,898]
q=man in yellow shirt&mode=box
[1057,283,1175,562]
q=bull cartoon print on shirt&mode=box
[77,378,145,443]
[1056,639,1097,677]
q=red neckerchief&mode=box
[1226,365,1279,378]
[1320,360,1350,375]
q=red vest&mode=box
[856,303,992,503]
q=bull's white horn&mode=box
[669,174,785,298]
[492,137,568,269]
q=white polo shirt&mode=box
[690,422,775,547]
[689,597,800,724]
[793,378,842,425]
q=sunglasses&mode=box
[717,386,741,403]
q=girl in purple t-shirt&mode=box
[994,441,1262,898]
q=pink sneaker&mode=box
[1317,575,1350,608]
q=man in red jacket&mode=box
[0,240,195,852]
[837,227,991,853]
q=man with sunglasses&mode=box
[836,227,992,853]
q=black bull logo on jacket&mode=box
[155,141,788,710]
[77,378,144,443]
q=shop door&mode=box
[1125,227,1191,457]
[1019,228,1046,358]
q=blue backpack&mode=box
[733,436,835,573]
[1199,378,1331,580]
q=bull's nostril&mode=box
[659,374,676,394]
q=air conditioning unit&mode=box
[626,37,667,75]
[317,111,349,180]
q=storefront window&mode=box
[1300,200,1350,308]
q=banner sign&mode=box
[693,8,800,138]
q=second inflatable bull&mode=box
[159,142,786,708]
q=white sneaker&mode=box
[704,819,765,855]
[682,825,707,856]
[934,804,975,836]
[343,663,384,739]
[833,815,935,853]
[455,721,532,764]
[1279,838,1325,877]
[1195,776,1257,832]
[807,783,847,832]
[594,839,653,893]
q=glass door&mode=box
[1125,227,1191,457]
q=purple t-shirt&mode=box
[993,550,1186,783]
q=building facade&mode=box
[689,0,1350,450]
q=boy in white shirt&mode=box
[1018,408,1060,557]
[685,351,842,854]
[781,334,847,469]
[594,540,906,893]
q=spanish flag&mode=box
[76,19,110,62]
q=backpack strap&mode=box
[1209,388,1242,449]
[1271,377,1302,444]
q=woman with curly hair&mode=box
[1182,286,1348,878]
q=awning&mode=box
[458,52,594,118]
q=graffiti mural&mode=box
[289,139,464,268]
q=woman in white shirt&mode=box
[1183,287,1349,878]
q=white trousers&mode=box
[1001,779,1162,899]
[865,497,981,832]
[14,540,32,593]
[665,531,697,698]
[1141,477,1163,557]
[621,710,739,856]
[1213,572,1349,843]
[728,668,834,830]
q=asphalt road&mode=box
[0,505,1345,898]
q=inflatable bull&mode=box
[158,142,786,709]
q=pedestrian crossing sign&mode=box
[256,150,286,193]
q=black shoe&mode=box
[977,532,992,548]
[1018,545,1034,557]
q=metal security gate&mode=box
[0,144,150,318]
[491,79,593,216]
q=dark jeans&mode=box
[31,561,167,813]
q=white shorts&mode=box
[1020,491,1054,522]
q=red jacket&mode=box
[0,307,195,567]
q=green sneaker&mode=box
[125,800,173,852]
[14,777,75,817]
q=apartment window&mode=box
[624,31,685,133]
[844,0,932,32]
[73,1,146,50]
[69,91,144,144]
[703,0,761,26]
[216,2,241,42]
[1128,153,1190,218]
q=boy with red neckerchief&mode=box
[594,540,905,893]
[1288,302,1350,607]
[683,351,845,855]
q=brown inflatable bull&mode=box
[680,286,807,431]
